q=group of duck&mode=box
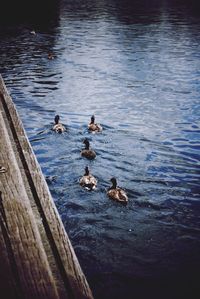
[52,115,128,204]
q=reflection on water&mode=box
[0,0,200,298]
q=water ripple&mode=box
[1,1,200,298]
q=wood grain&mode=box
[0,75,93,299]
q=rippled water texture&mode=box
[0,0,200,298]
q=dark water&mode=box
[0,0,200,298]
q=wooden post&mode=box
[0,75,93,299]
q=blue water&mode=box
[0,0,200,298]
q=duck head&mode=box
[83,138,90,149]
[54,115,60,124]
[110,177,117,189]
[91,115,95,124]
[84,166,90,176]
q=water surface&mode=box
[0,1,200,298]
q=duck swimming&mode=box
[107,177,128,204]
[79,166,97,190]
[81,138,96,160]
[52,115,66,133]
[88,115,102,133]
[48,53,54,60]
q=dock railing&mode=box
[0,75,93,299]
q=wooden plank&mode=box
[0,75,93,299]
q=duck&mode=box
[79,166,97,190]
[52,115,66,133]
[107,177,128,204]
[48,53,54,60]
[81,138,96,160]
[88,115,102,133]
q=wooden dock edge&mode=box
[0,75,93,299]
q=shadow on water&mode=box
[0,0,60,29]
[90,271,200,299]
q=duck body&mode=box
[88,115,102,133]
[53,123,66,133]
[107,178,128,204]
[48,53,54,60]
[52,115,66,133]
[80,166,97,190]
[81,138,96,160]
[81,149,96,159]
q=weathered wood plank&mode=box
[0,75,93,299]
